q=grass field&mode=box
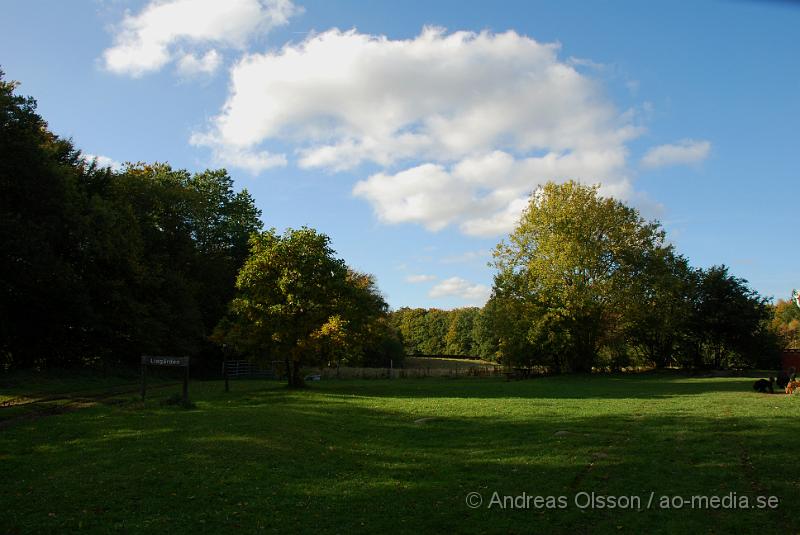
[1,373,798,534]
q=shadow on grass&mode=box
[0,376,796,534]
[290,373,775,400]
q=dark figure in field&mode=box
[753,377,775,394]
[777,367,797,389]
[777,371,790,389]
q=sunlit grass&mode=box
[0,374,796,533]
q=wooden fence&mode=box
[223,360,506,380]
[222,360,282,379]
[311,364,503,379]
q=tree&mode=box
[472,306,500,360]
[772,298,800,349]
[492,181,669,372]
[0,70,263,371]
[389,308,429,355]
[625,251,697,368]
[0,71,109,369]
[445,307,480,356]
[688,265,778,369]
[213,228,396,386]
[336,270,403,368]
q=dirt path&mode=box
[0,382,181,430]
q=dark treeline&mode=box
[1,73,262,372]
[1,72,402,376]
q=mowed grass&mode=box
[1,374,798,534]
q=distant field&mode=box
[404,356,495,368]
[1,373,797,534]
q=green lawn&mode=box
[1,374,797,534]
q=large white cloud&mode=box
[641,139,711,168]
[355,148,633,236]
[102,0,298,77]
[193,27,645,234]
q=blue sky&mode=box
[2,0,798,309]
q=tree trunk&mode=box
[290,360,305,388]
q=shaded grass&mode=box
[0,369,143,401]
[0,369,177,424]
[0,375,797,534]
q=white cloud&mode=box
[641,139,711,169]
[102,0,298,77]
[191,142,288,174]
[406,274,437,283]
[194,27,646,232]
[176,50,222,76]
[83,153,123,170]
[429,277,491,303]
[355,148,632,236]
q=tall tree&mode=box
[0,71,263,370]
[492,181,669,372]
[213,228,397,386]
[0,72,106,368]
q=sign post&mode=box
[140,355,191,404]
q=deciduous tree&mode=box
[492,181,669,372]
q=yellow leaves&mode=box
[313,315,349,345]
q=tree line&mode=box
[2,71,792,379]
[0,71,400,376]
[388,307,492,358]
[392,182,785,372]
[1,72,262,372]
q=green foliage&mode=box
[492,181,668,372]
[687,265,779,369]
[489,181,779,371]
[389,307,492,359]
[213,228,400,386]
[444,307,480,355]
[0,72,262,371]
[624,251,697,368]
[771,298,800,349]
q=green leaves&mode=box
[491,181,672,372]
[488,181,779,371]
[0,69,263,369]
[215,228,399,385]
